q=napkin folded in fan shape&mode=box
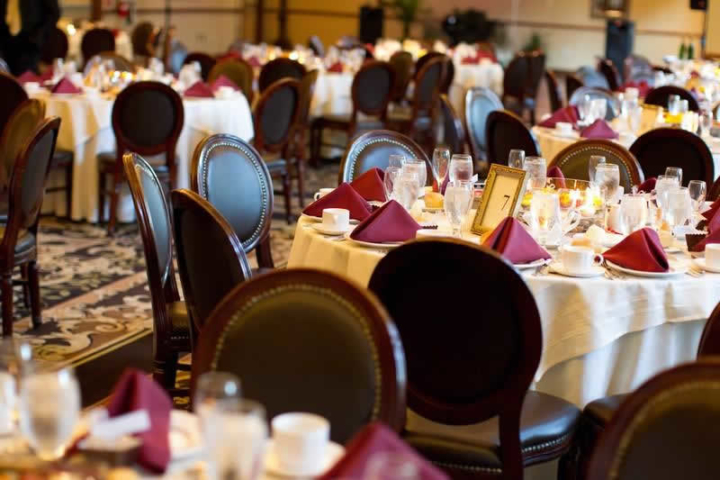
[547,166,566,188]
[636,177,656,193]
[210,74,240,92]
[691,228,720,252]
[106,369,172,473]
[350,168,386,202]
[620,80,651,97]
[51,77,82,94]
[327,62,344,73]
[319,422,448,480]
[603,228,669,272]
[482,217,552,265]
[246,56,262,68]
[17,70,41,84]
[303,182,372,221]
[350,200,421,244]
[538,106,579,128]
[706,207,720,234]
[702,198,720,220]
[184,81,215,98]
[581,119,619,139]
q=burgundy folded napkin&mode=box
[39,68,54,82]
[538,106,579,128]
[702,199,720,220]
[106,369,171,473]
[350,168,386,202]
[482,217,551,265]
[51,77,82,94]
[636,177,656,193]
[350,200,421,243]
[620,80,650,97]
[303,182,372,221]
[707,210,720,234]
[691,229,720,252]
[461,55,479,65]
[247,56,262,68]
[319,422,448,480]
[327,62,344,73]
[581,119,618,139]
[184,81,215,98]
[17,70,41,84]
[217,50,242,62]
[547,166,566,188]
[603,228,669,272]
[210,74,240,92]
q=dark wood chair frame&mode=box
[438,93,466,154]
[545,69,564,112]
[183,52,217,81]
[258,58,307,93]
[81,28,116,66]
[207,58,255,104]
[597,59,622,91]
[485,109,541,165]
[644,85,700,112]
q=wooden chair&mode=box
[122,152,191,390]
[191,268,406,444]
[501,53,530,119]
[586,360,720,480]
[252,78,300,223]
[293,69,318,191]
[389,50,414,103]
[597,58,622,91]
[437,94,465,154]
[171,189,252,335]
[566,74,584,102]
[629,128,714,186]
[339,129,428,184]
[182,52,216,81]
[308,35,325,57]
[191,134,275,270]
[545,70,563,112]
[569,86,621,120]
[130,22,158,60]
[549,140,644,191]
[98,81,184,234]
[258,58,306,93]
[81,28,116,65]
[0,73,27,137]
[485,110,541,166]
[40,26,69,65]
[368,239,580,479]
[644,85,700,112]
[0,117,60,336]
[207,58,254,103]
[523,50,546,124]
[465,87,503,162]
[310,61,395,165]
[0,100,45,189]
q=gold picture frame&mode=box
[471,164,527,236]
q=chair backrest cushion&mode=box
[485,110,540,165]
[340,130,428,183]
[465,87,503,158]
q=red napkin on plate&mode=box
[211,74,239,92]
[303,183,372,221]
[327,62,344,73]
[482,217,551,265]
[39,68,54,82]
[247,56,262,68]
[604,228,669,272]
[538,106,579,128]
[17,70,41,84]
[461,55,479,65]
[319,422,448,480]
[350,168,386,202]
[184,81,214,98]
[620,80,651,97]
[106,369,172,473]
[350,200,420,243]
[52,77,82,94]
[702,199,720,220]
[547,166,566,187]
[581,119,618,139]
[636,177,656,193]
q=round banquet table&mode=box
[32,90,254,223]
[288,215,720,407]
[532,126,720,179]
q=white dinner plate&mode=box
[343,232,403,249]
[605,261,687,278]
[601,233,624,248]
[694,258,720,273]
[302,214,360,224]
[264,439,344,478]
[311,224,351,236]
[169,410,204,460]
[549,262,605,278]
[514,258,551,270]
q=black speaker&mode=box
[691,0,707,10]
[606,19,634,81]
[359,7,383,45]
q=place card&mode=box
[471,164,527,236]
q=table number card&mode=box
[471,164,527,236]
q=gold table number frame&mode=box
[471,164,527,236]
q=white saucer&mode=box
[302,214,360,224]
[311,224,351,236]
[264,439,345,478]
[606,261,687,278]
[514,258,551,270]
[694,258,720,273]
[344,232,403,249]
[549,262,604,278]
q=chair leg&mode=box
[1,272,12,337]
[27,261,41,329]
[296,157,306,209]
[20,265,30,309]
[282,171,292,224]
[98,172,106,224]
[107,174,122,235]
[153,351,178,391]
[65,164,73,219]
[256,236,275,270]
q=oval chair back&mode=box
[465,86,503,161]
[644,85,700,112]
[485,109,541,166]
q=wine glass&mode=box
[668,94,681,114]
[588,155,606,183]
[448,154,473,182]
[19,369,80,461]
[666,187,692,229]
[404,159,428,191]
[595,163,620,227]
[194,371,242,418]
[383,166,401,201]
[388,154,405,169]
[700,110,714,137]
[508,149,525,170]
[590,98,607,121]
[524,156,547,191]
[0,340,32,435]
[363,452,421,480]
[664,166,683,186]
[688,180,707,211]
[432,147,450,189]
[444,181,473,237]
[394,171,420,210]
[620,194,648,234]
[529,191,562,245]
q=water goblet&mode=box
[444,181,473,237]
[508,149,525,170]
[448,154,473,182]
[701,110,714,137]
[388,154,405,169]
[194,371,242,419]
[394,171,420,210]
[595,163,620,227]
[620,193,649,234]
[432,147,450,189]
[529,191,562,245]
[668,94,681,115]
[590,98,607,121]
[688,180,707,212]
[588,155,606,183]
[664,166,683,186]
[578,94,593,124]
[524,156,547,191]
[404,159,428,191]
[383,166,401,201]
[666,187,692,229]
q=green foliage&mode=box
[522,32,543,52]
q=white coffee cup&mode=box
[314,188,334,201]
[706,244,720,269]
[321,208,349,231]
[561,245,604,274]
[272,413,330,473]
[555,122,573,135]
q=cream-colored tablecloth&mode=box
[288,215,720,406]
[33,90,254,222]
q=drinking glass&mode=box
[665,166,683,186]
[668,94,681,114]
[588,155,606,183]
[524,156,547,191]
[701,110,714,137]
[590,98,607,121]
[432,147,450,188]
[679,99,690,114]
[508,149,525,170]
[194,371,242,418]
[448,154,473,182]
[688,179,707,211]
[529,191,562,245]
[19,369,80,461]
[578,94,593,124]
[620,194,648,234]
[388,154,405,169]
[666,187,692,229]
[394,171,420,210]
[404,159,428,191]
[655,175,680,212]
[363,452,421,480]
[595,163,620,227]
[444,181,473,237]
[383,166,402,201]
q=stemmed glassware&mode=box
[194,371,242,417]
[529,191,563,245]
[448,154,473,182]
[595,163,620,227]
[384,155,405,201]
[508,149,525,170]
[688,180,707,212]
[394,171,420,210]
[700,110,714,137]
[664,166,683,186]
[431,147,450,190]
[404,159,427,192]
[524,157,547,191]
[588,155,606,184]
[666,187,692,230]
[619,194,649,234]
[444,180,473,237]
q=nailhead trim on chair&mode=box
[211,283,383,420]
[557,146,637,188]
[345,138,415,182]
[198,140,269,250]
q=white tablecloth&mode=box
[288,215,720,406]
[33,91,254,222]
